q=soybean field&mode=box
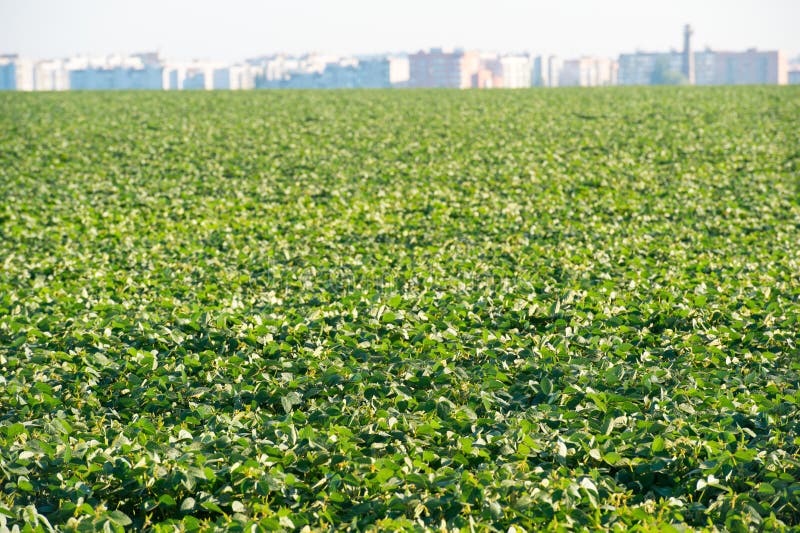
[1,87,799,531]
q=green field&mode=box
[1,88,799,531]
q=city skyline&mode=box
[1,0,799,62]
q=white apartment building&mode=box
[530,55,564,88]
[163,61,226,90]
[389,56,410,86]
[559,57,617,87]
[0,55,34,91]
[66,54,165,90]
[212,64,261,90]
[500,55,532,88]
[33,60,69,91]
[263,55,302,82]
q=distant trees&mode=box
[651,57,688,85]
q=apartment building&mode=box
[33,60,69,91]
[474,53,503,88]
[213,64,261,90]
[531,55,564,88]
[309,58,391,89]
[618,52,684,85]
[408,48,480,88]
[0,55,34,91]
[388,56,410,86]
[70,65,164,90]
[499,55,532,88]
[559,57,617,87]
[695,49,787,85]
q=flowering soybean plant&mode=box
[1,87,799,531]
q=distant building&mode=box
[351,58,392,88]
[789,68,800,85]
[499,55,531,88]
[164,67,184,90]
[530,55,564,88]
[559,57,617,87]
[693,50,716,86]
[163,61,223,90]
[618,51,684,85]
[472,68,498,89]
[618,25,693,86]
[683,24,695,84]
[213,65,259,90]
[67,53,165,90]
[0,55,34,91]
[259,55,302,85]
[213,67,236,90]
[531,56,547,87]
[69,65,164,90]
[474,54,503,88]
[33,60,69,91]
[695,49,787,85]
[271,58,392,89]
[253,53,345,89]
[619,26,787,86]
[182,69,211,90]
[408,48,480,88]
[389,56,410,86]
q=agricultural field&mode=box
[1,87,799,531]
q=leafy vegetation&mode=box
[1,87,799,531]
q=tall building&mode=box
[212,65,260,90]
[531,55,564,88]
[694,49,787,85]
[620,26,788,86]
[33,60,69,91]
[67,53,165,90]
[388,56,410,86]
[559,57,617,87]
[499,55,532,88]
[683,24,695,84]
[619,25,694,85]
[474,53,503,88]
[408,48,480,88]
[355,58,392,88]
[790,55,800,83]
[69,65,164,90]
[313,58,391,89]
[531,55,548,87]
[182,67,214,90]
[0,55,34,91]
[618,51,684,85]
[547,56,563,87]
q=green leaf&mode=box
[603,452,623,466]
[159,494,177,507]
[281,391,303,414]
[6,423,26,438]
[180,497,196,512]
[107,511,132,526]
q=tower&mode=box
[683,24,695,84]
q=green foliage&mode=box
[1,87,799,531]
[651,58,688,86]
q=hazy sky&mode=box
[1,0,798,60]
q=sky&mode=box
[1,0,798,61]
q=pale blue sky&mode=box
[1,0,798,60]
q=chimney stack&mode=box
[683,24,695,84]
